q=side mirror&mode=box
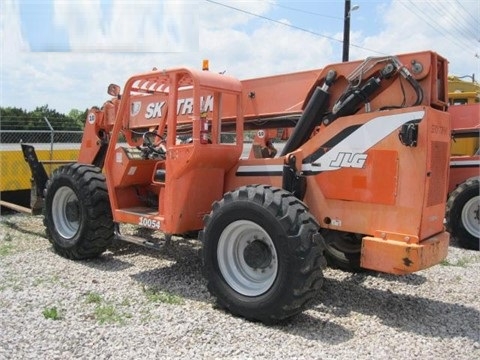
[107,83,121,97]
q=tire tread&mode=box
[43,164,114,259]
[445,177,480,250]
[201,184,326,323]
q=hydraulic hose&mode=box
[399,67,424,106]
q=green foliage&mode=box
[0,105,88,143]
[68,108,88,129]
[84,292,130,324]
[143,287,185,305]
[94,304,124,324]
[440,255,480,267]
[85,292,102,304]
[0,107,28,129]
[0,232,14,256]
[42,306,61,320]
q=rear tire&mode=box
[446,177,480,250]
[201,185,326,323]
[43,164,114,259]
[323,230,363,272]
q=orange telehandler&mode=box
[22,50,451,323]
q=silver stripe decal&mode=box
[236,164,284,173]
[236,110,425,176]
[302,110,425,172]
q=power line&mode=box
[205,0,479,61]
[262,0,343,21]
[429,0,478,41]
[205,0,386,56]
[205,0,339,42]
[454,0,480,28]
[401,0,476,55]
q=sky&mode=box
[1,0,479,115]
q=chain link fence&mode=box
[1,117,83,192]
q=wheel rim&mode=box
[461,195,480,238]
[217,220,278,297]
[52,186,80,241]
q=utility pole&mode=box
[342,0,352,62]
[342,0,358,62]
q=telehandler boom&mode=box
[25,51,451,323]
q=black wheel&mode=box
[322,230,363,272]
[201,185,326,323]
[446,177,480,250]
[43,164,114,259]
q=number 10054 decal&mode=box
[138,216,161,229]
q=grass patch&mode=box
[0,232,14,256]
[0,242,14,256]
[441,259,463,267]
[43,306,61,320]
[94,304,125,324]
[85,292,102,304]
[143,287,185,305]
[440,255,479,267]
[84,293,130,324]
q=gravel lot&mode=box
[0,213,479,360]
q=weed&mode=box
[3,232,13,242]
[85,292,102,304]
[441,256,476,267]
[94,304,123,324]
[43,306,61,320]
[455,258,468,267]
[140,311,153,324]
[0,242,14,256]
[143,287,185,305]
[84,292,129,324]
[6,276,23,291]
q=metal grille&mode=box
[427,141,449,206]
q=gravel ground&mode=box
[0,213,479,360]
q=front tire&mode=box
[201,185,326,323]
[446,177,480,250]
[43,164,114,259]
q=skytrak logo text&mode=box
[144,95,214,119]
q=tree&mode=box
[0,105,85,143]
[0,107,28,130]
[30,104,70,130]
[68,108,88,129]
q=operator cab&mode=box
[103,68,244,234]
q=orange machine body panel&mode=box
[225,106,451,274]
